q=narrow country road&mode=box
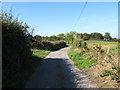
[25,47,95,88]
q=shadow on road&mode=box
[26,57,80,88]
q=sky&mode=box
[2,2,118,38]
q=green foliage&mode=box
[42,36,49,41]
[112,65,120,72]
[72,39,88,48]
[34,35,42,41]
[93,45,104,53]
[19,50,50,88]
[104,32,112,41]
[82,33,91,40]
[90,32,104,40]
[64,32,77,45]
[76,33,83,39]
[31,39,67,51]
[93,45,102,50]
[100,70,113,77]
[111,73,119,80]
[68,49,96,70]
[111,38,119,42]
[49,35,60,41]
[2,11,32,88]
[57,33,65,40]
[100,70,119,80]
[42,35,60,41]
[32,49,51,59]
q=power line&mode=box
[71,0,88,31]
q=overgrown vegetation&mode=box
[31,38,67,51]
[2,8,119,88]
[2,11,53,88]
[2,11,34,88]
[40,31,120,45]
[68,39,119,88]
[72,39,88,49]
[100,70,119,80]
[68,48,96,70]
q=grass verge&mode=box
[68,48,96,70]
[11,50,51,88]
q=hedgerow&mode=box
[2,11,32,88]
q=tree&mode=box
[42,36,49,41]
[104,32,112,41]
[90,32,104,40]
[49,35,60,41]
[76,33,83,39]
[64,32,77,44]
[34,35,42,42]
[69,31,77,38]
[112,38,118,42]
[57,33,65,40]
[82,33,91,40]
[73,39,88,48]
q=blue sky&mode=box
[3,2,118,38]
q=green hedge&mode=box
[2,12,32,88]
[31,40,67,51]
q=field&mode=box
[68,40,119,88]
[86,40,118,52]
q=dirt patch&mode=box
[83,64,118,88]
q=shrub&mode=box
[72,39,88,48]
[2,11,32,88]
[93,44,104,53]
[31,39,67,51]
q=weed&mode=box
[72,39,88,49]
[112,65,120,72]
[100,69,119,80]
[100,70,113,77]
[111,73,119,80]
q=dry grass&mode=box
[72,40,119,88]
[83,64,118,88]
[86,40,117,49]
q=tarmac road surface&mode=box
[25,47,95,88]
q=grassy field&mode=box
[13,50,51,88]
[86,40,118,52]
[68,40,119,88]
